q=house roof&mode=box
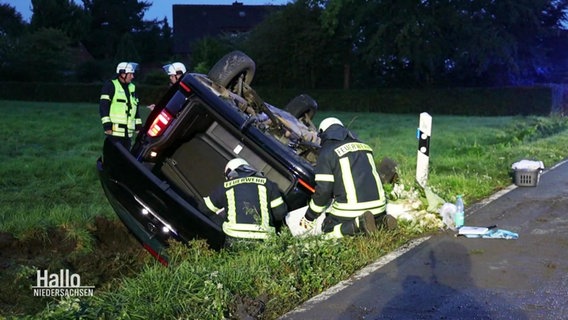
[172,2,282,55]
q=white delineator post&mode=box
[416,112,432,187]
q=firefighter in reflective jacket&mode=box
[299,117,396,238]
[99,62,142,149]
[203,158,288,245]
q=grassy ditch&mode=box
[1,100,568,319]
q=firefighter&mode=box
[147,62,187,111]
[299,117,397,238]
[99,62,142,150]
[203,158,288,247]
[162,62,187,85]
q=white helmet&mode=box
[163,62,187,76]
[116,62,138,74]
[224,158,253,180]
[318,117,343,133]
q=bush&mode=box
[75,60,111,83]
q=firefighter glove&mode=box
[299,216,315,231]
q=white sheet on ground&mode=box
[511,160,544,170]
[285,206,326,237]
[458,226,489,235]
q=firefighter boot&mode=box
[355,211,378,235]
[376,212,398,230]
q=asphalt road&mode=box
[280,160,568,320]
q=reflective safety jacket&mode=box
[99,79,141,138]
[203,174,288,239]
[306,125,386,220]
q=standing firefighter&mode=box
[99,62,142,149]
[148,62,187,110]
[299,117,396,238]
[163,62,187,85]
[148,62,188,111]
[203,158,288,247]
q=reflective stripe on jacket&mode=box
[204,175,287,240]
[100,79,140,138]
[308,126,387,219]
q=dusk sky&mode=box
[1,0,291,23]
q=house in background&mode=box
[172,1,282,55]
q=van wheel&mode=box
[284,94,318,121]
[208,51,256,90]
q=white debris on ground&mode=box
[387,183,446,232]
[285,182,453,236]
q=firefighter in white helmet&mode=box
[99,62,142,149]
[202,158,288,247]
[298,117,396,238]
[162,62,187,85]
[147,62,188,111]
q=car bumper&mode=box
[96,139,225,262]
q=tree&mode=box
[484,0,568,84]
[30,0,88,42]
[357,0,476,86]
[9,28,72,81]
[356,0,568,87]
[316,0,366,89]
[191,36,235,74]
[114,32,140,62]
[133,18,173,63]
[244,1,335,89]
[81,0,151,59]
[0,4,28,37]
[0,4,28,80]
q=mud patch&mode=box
[0,216,148,317]
[230,293,269,319]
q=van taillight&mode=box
[147,110,172,137]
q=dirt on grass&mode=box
[0,217,279,319]
[0,216,149,318]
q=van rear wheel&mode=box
[208,51,256,90]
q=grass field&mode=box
[2,100,568,319]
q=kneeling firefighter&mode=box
[299,117,397,238]
[203,158,288,246]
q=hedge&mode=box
[256,86,552,116]
[0,81,552,116]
